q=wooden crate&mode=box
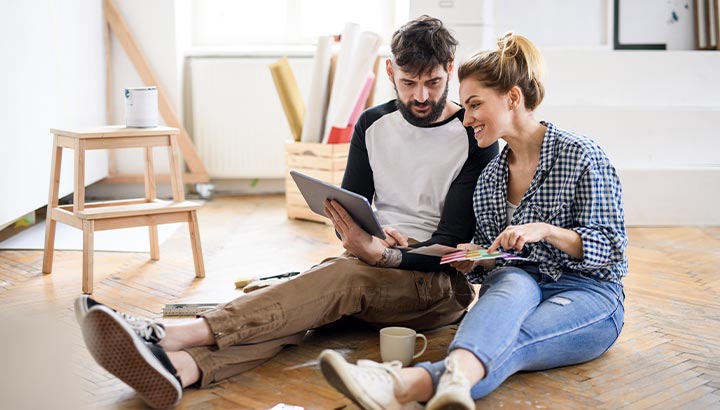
[286,142,350,224]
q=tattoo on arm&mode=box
[375,248,402,268]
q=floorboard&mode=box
[1,195,718,409]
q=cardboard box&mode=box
[285,142,350,224]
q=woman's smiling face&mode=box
[459,78,514,148]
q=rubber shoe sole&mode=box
[74,295,97,325]
[427,399,475,410]
[82,306,181,409]
[319,349,386,410]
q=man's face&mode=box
[388,62,451,127]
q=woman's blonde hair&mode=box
[458,32,545,111]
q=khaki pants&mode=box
[185,252,475,387]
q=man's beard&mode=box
[395,82,449,127]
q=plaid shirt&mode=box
[471,122,628,284]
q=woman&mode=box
[317,32,627,410]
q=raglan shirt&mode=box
[341,100,499,271]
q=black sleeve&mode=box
[336,111,377,242]
[341,113,375,202]
[398,132,499,271]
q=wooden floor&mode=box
[1,195,719,409]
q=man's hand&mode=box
[324,199,400,266]
[379,227,409,248]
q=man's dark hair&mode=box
[390,15,457,77]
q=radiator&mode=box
[188,56,314,178]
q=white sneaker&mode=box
[426,355,475,410]
[318,349,422,410]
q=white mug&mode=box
[380,326,428,366]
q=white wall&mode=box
[536,50,720,225]
[108,0,191,176]
[0,1,108,228]
[106,0,720,225]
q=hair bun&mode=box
[458,32,545,111]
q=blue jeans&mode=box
[416,265,625,399]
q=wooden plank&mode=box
[42,135,62,274]
[103,0,208,183]
[285,192,308,207]
[102,172,209,184]
[51,208,83,230]
[188,210,205,278]
[167,134,185,202]
[145,145,159,260]
[73,139,86,213]
[148,224,160,261]
[76,200,200,220]
[93,211,190,231]
[286,168,342,185]
[287,155,348,172]
[143,147,156,201]
[83,135,170,150]
[285,181,301,195]
[287,205,331,225]
[56,135,75,148]
[51,125,178,138]
[59,198,149,211]
[285,142,350,157]
[104,17,113,125]
[82,219,94,294]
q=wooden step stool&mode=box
[42,126,205,294]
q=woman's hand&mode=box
[449,243,490,273]
[324,199,389,265]
[379,227,409,249]
[488,222,550,253]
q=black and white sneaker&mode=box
[74,295,166,344]
[74,295,103,324]
[81,305,182,409]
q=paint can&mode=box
[124,86,158,128]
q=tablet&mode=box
[289,170,386,239]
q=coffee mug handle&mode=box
[413,333,428,359]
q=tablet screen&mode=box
[290,170,386,239]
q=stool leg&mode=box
[188,210,205,278]
[149,224,160,260]
[42,135,63,274]
[143,146,160,260]
[167,134,185,202]
[82,220,95,294]
[73,139,86,213]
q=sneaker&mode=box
[81,305,182,409]
[318,349,422,410]
[425,355,475,410]
[74,295,103,324]
[74,295,166,344]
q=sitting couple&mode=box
[77,15,627,410]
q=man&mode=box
[78,15,499,409]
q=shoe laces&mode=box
[441,356,471,389]
[120,313,166,342]
[356,359,406,389]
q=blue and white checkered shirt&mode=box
[471,122,628,284]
